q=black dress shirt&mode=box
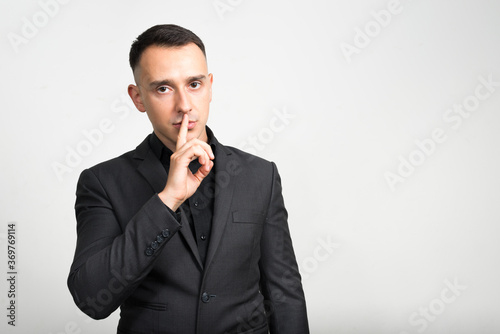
[148,130,216,266]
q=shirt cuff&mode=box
[165,203,182,223]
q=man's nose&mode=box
[176,89,192,114]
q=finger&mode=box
[190,146,211,172]
[193,160,214,182]
[206,145,214,160]
[192,140,214,160]
[175,144,211,168]
[177,139,214,161]
[176,113,189,151]
[193,146,211,168]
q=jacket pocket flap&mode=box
[133,301,167,311]
[232,210,265,224]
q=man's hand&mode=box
[158,114,214,211]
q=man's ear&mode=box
[208,73,213,103]
[128,84,146,112]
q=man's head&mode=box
[128,24,213,152]
[129,24,206,73]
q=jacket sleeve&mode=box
[67,168,182,319]
[259,162,310,333]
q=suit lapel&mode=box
[136,143,167,194]
[204,143,236,271]
[179,208,204,269]
[134,135,203,269]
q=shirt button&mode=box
[194,201,199,207]
[200,234,207,241]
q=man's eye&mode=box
[158,86,170,93]
[190,82,201,89]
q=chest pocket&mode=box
[228,211,266,257]
[232,210,265,224]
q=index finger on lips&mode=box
[176,114,189,151]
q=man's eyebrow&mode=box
[187,75,207,82]
[149,79,174,88]
[148,75,207,88]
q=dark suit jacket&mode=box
[67,130,309,334]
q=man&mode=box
[67,24,309,334]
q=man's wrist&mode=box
[158,190,181,212]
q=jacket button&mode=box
[201,292,210,303]
[151,241,159,250]
[145,247,154,256]
[162,229,170,238]
[156,234,164,243]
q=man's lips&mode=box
[173,121,197,130]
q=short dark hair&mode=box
[129,24,206,72]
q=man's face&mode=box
[128,43,213,152]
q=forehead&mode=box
[136,43,207,82]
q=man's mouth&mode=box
[173,120,197,130]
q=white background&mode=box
[1,0,500,333]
